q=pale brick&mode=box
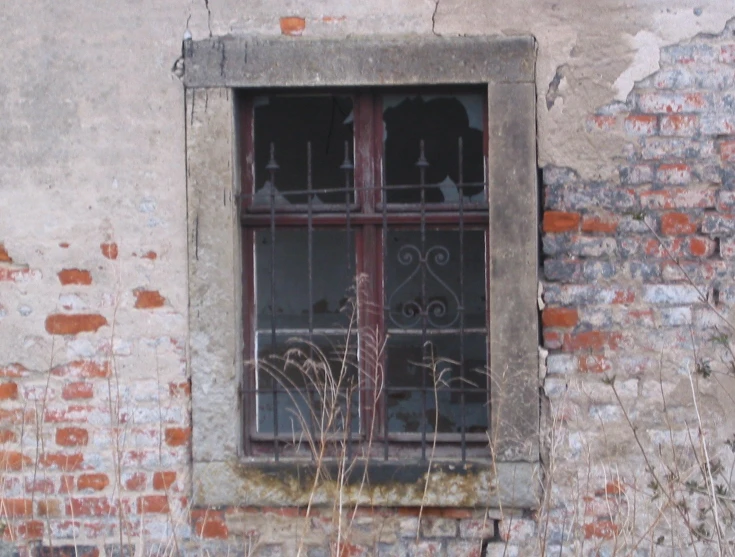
[420,518,457,538]
[642,285,703,305]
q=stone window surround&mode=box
[184,35,539,509]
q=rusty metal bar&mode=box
[266,142,280,460]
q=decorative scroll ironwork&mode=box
[387,243,461,330]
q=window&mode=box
[239,89,490,460]
[185,35,539,508]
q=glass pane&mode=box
[382,92,485,204]
[256,229,356,330]
[385,229,486,331]
[256,334,359,435]
[254,95,354,206]
[386,335,488,434]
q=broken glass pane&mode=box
[253,95,354,206]
[385,334,488,434]
[382,92,485,204]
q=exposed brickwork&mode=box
[542,22,735,555]
[45,314,108,335]
[133,288,165,309]
[280,16,306,36]
[57,268,93,285]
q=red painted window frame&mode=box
[238,88,490,458]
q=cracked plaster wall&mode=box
[1,0,735,551]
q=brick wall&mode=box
[541,21,735,555]
[2,16,735,557]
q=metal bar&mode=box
[240,98,255,454]
[240,180,487,200]
[267,142,280,460]
[307,141,317,458]
[416,139,429,462]
[380,104,390,462]
[242,213,488,227]
[247,386,486,394]
[458,136,467,463]
[341,139,354,459]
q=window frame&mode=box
[239,88,492,457]
[184,35,539,509]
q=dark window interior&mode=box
[240,87,490,460]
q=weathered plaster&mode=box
[434,0,735,178]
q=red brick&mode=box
[637,91,707,113]
[124,472,147,491]
[25,478,55,494]
[280,16,305,36]
[586,115,617,131]
[0,363,29,378]
[612,290,635,304]
[59,242,70,248]
[56,427,89,447]
[0,382,18,400]
[0,267,37,282]
[100,242,118,260]
[542,307,578,328]
[78,473,109,491]
[37,499,62,516]
[0,450,31,471]
[624,114,657,135]
[138,495,169,514]
[67,497,114,516]
[0,408,35,426]
[44,404,96,423]
[39,453,84,471]
[543,331,563,350]
[563,331,622,353]
[579,355,611,373]
[17,520,44,539]
[660,114,698,136]
[59,475,75,494]
[45,314,108,335]
[687,237,715,258]
[193,510,229,539]
[153,471,177,491]
[0,243,11,263]
[164,427,190,447]
[133,289,165,309]
[581,215,618,234]
[169,381,191,397]
[57,269,93,286]
[51,360,110,378]
[656,163,690,185]
[62,382,94,400]
[721,141,735,163]
[0,429,17,443]
[660,212,697,236]
[1,498,33,517]
[596,481,625,496]
[141,250,157,260]
[584,520,619,539]
[543,211,581,233]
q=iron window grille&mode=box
[239,88,491,462]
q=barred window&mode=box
[239,88,490,461]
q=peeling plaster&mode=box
[613,30,662,101]
[435,0,735,178]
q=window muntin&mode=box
[241,88,489,460]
